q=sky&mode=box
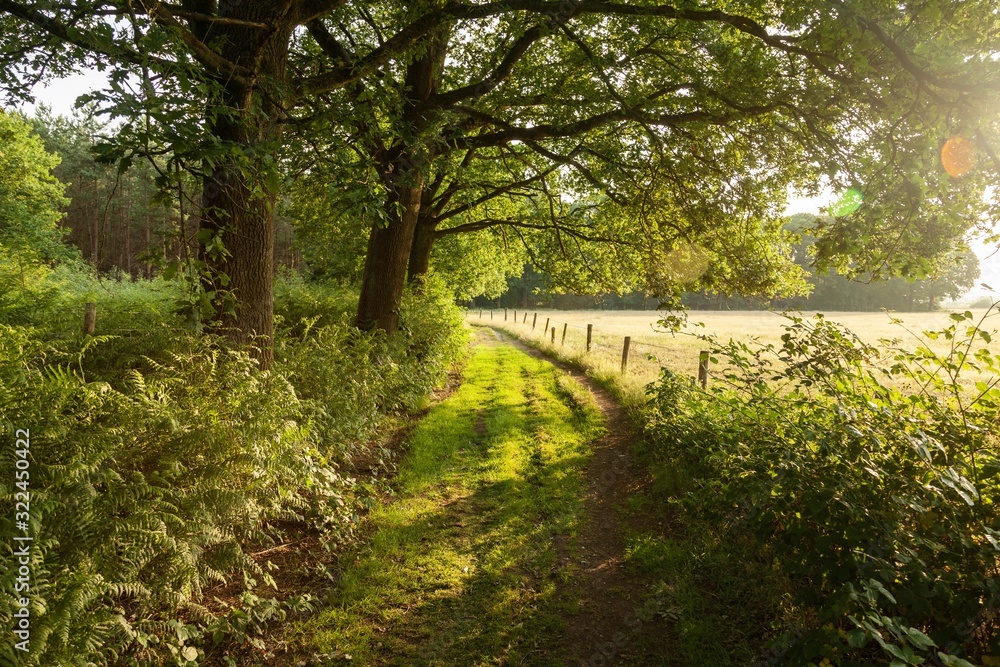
[16,70,1000,301]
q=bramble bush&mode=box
[645,310,1000,667]
[0,272,466,666]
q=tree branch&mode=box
[137,0,250,83]
[844,6,1000,92]
[436,164,560,223]
[307,18,354,64]
[0,0,179,72]
[294,0,350,25]
[459,101,783,149]
[435,217,630,246]
[159,4,270,29]
[424,24,546,110]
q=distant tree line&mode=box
[28,108,301,279]
[479,214,980,312]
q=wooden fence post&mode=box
[491,310,493,320]
[514,309,517,323]
[523,312,527,324]
[551,327,556,343]
[621,336,631,374]
[544,317,550,335]
[698,350,710,389]
[586,324,593,353]
[505,308,508,321]
[532,313,537,330]
[561,323,568,346]
[83,302,96,335]
[479,309,482,319]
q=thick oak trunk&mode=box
[407,216,436,283]
[201,159,277,360]
[194,3,290,367]
[356,184,423,332]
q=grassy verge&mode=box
[290,331,604,666]
[477,321,651,412]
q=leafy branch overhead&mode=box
[1,0,997,347]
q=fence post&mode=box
[544,317,550,335]
[505,308,508,321]
[698,350,710,389]
[523,312,527,324]
[83,302,97,335]
[479,309,482,319]
[561,323,568,346]
[586,324,593,353]
[532,313,537,330]
[491,310,494,320]
[621,336,631,374]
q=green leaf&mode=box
[904,627,936,649]
[847,630,868,648]
[937,653,975,667]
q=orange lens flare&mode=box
[941,135,976,178]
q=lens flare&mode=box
[830,187,863,217]
[941,135,976,178]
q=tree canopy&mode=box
[0,111,68,267]
[3,1,999,363]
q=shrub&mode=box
[276,274,468,469]
[273,271,356,336]
[644,311,1000,666]
[0,274,466,666]
[0,329,353,665]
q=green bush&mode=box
[0,274,467,666]
[644,312,1000,666]
[277,274,468,469]
[273,271,356,336]
[0,329,352,666]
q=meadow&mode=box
[471,307,1000,396]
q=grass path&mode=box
[291,329,607,665]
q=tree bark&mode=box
[356,183,424,331]
[407,214,436,283]
[193,3,291,367]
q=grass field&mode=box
[471,308,1000,396]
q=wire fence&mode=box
[466,308,711,388]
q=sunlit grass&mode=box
[290,331,604,665]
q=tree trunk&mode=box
[356,183,423,331]
[355,28,449,332]
[407,215,436,283]
[201,158,278,361]
[194,4,291,367]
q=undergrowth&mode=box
[644,310,1000,666]
[0,262,466,666]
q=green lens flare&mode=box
[830,188,863,217]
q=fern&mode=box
[0,277,466,666]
